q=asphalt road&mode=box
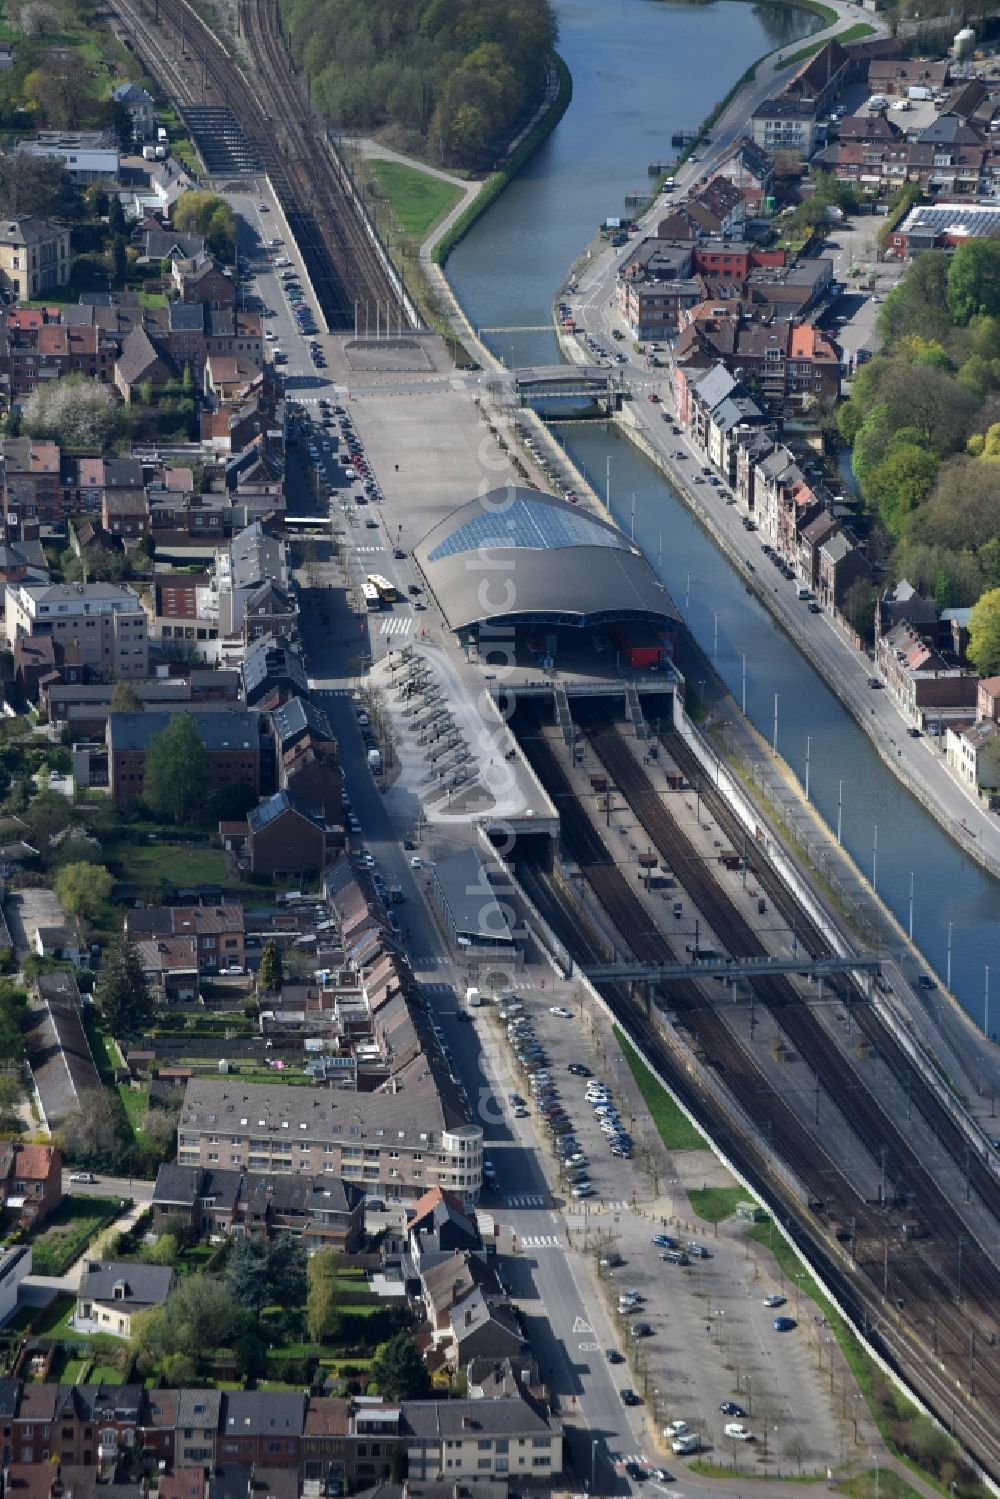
[61,1172,155,1202]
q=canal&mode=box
[445,0,1000,1023]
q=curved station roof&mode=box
[414,487,679,633]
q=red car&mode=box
[648,392,660,403]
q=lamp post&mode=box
[591,1438,598,1493]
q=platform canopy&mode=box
[414,487,680,633]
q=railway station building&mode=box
[413,487,679,669]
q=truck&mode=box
[142,145,157,161]
[157,125,168,143]
[367,747,382,774]
[907,85,933,101]
[465,985,482,1008]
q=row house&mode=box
[0,312,117,403]
[875,619,979,726]
[675,306,840,419]
[1,437,62,535]
[705,135,774,216]
[150,1163,365,1250]
[124,904,246,973]
[946,719,1000,802]
[172,254,236,310]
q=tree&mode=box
[306,1246,342,1342]
[783,1431,808,1474]
[23,789,73,856]
[143,712,209,824]
[258,938,283,993]
[54,860,113,936]
[110,680,143,713]
[143,1275,251,1361]
[947,239,1000,326]
[56,1088,130,1168]
[0,154,82,222]
[863,443,939,536]
[371,1329,431,1400]
[0,983,27,1065]
[226,1232,306,1314]
[225,1236,270,1314]
[96,930,155,1037]
[968,587,1000,676]
[22,376,118,449]
[24,54,92,130]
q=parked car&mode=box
[762,1293,785,1308]
[725,1423,755,1441]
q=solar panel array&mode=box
[427,495,628,562]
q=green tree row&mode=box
[838,240,1000,664]
[280,0,557,166]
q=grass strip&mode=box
[615,1027,705,1150]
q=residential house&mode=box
[0,1246,30,1324]
[447,1288,522,1369]
[706,135,774,215]
[0,220,70,301]
[75,1262,176,1338]
[946,719,1000,801]
[409,1187,482,1259]
[124,905,245,974]
[751,96,822,157]
[815,529,871,611]
[114,325,174,402]
[0,1143,61,1227]
[976,676,1000,723]
[150,1164,365,1250]
[246,791,327,878]
[175,1390,223,1469]
[173,254,236,310]
[111,82,157,139]
[875,619,979,725]
[217,1392,305,1468]
[239,638,307,713]
[106,709,262,807]
[101,489,149,539]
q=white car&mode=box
[571,1181,593,1198]
[671,1434,699,1455]
[724,1423,754,1442]
[409,855,422,869]
[549,1005,573,1018]
[664,1421,688,1438]
[69,1171,97,1184]
[258,201,269,212]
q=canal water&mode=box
[446,0,1000,1022]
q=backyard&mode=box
[28,1196,122,1277]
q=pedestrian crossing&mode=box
[516,1234,561,1249]
[355,545,385,553]
[381,617,412,636]
[506,1193,547,1208]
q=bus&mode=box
[367,574,398,603]
[361,582,381,611]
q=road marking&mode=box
[380,618,412,636]
[578,1341,599,1351]
[573,1316,594,1333]
[506,1193,547,1207]
[517,1234,562,1248]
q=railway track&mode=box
[110,0,403,327]
[511,701,1000,1475]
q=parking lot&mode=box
[474,979,847,1474]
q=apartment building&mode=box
[401,1399,562,1483]
[176,1075,483,1206]
[105,709,262,806]
[0,220,70,301]
[4,582,148,678]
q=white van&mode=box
[466,986,482,1008]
